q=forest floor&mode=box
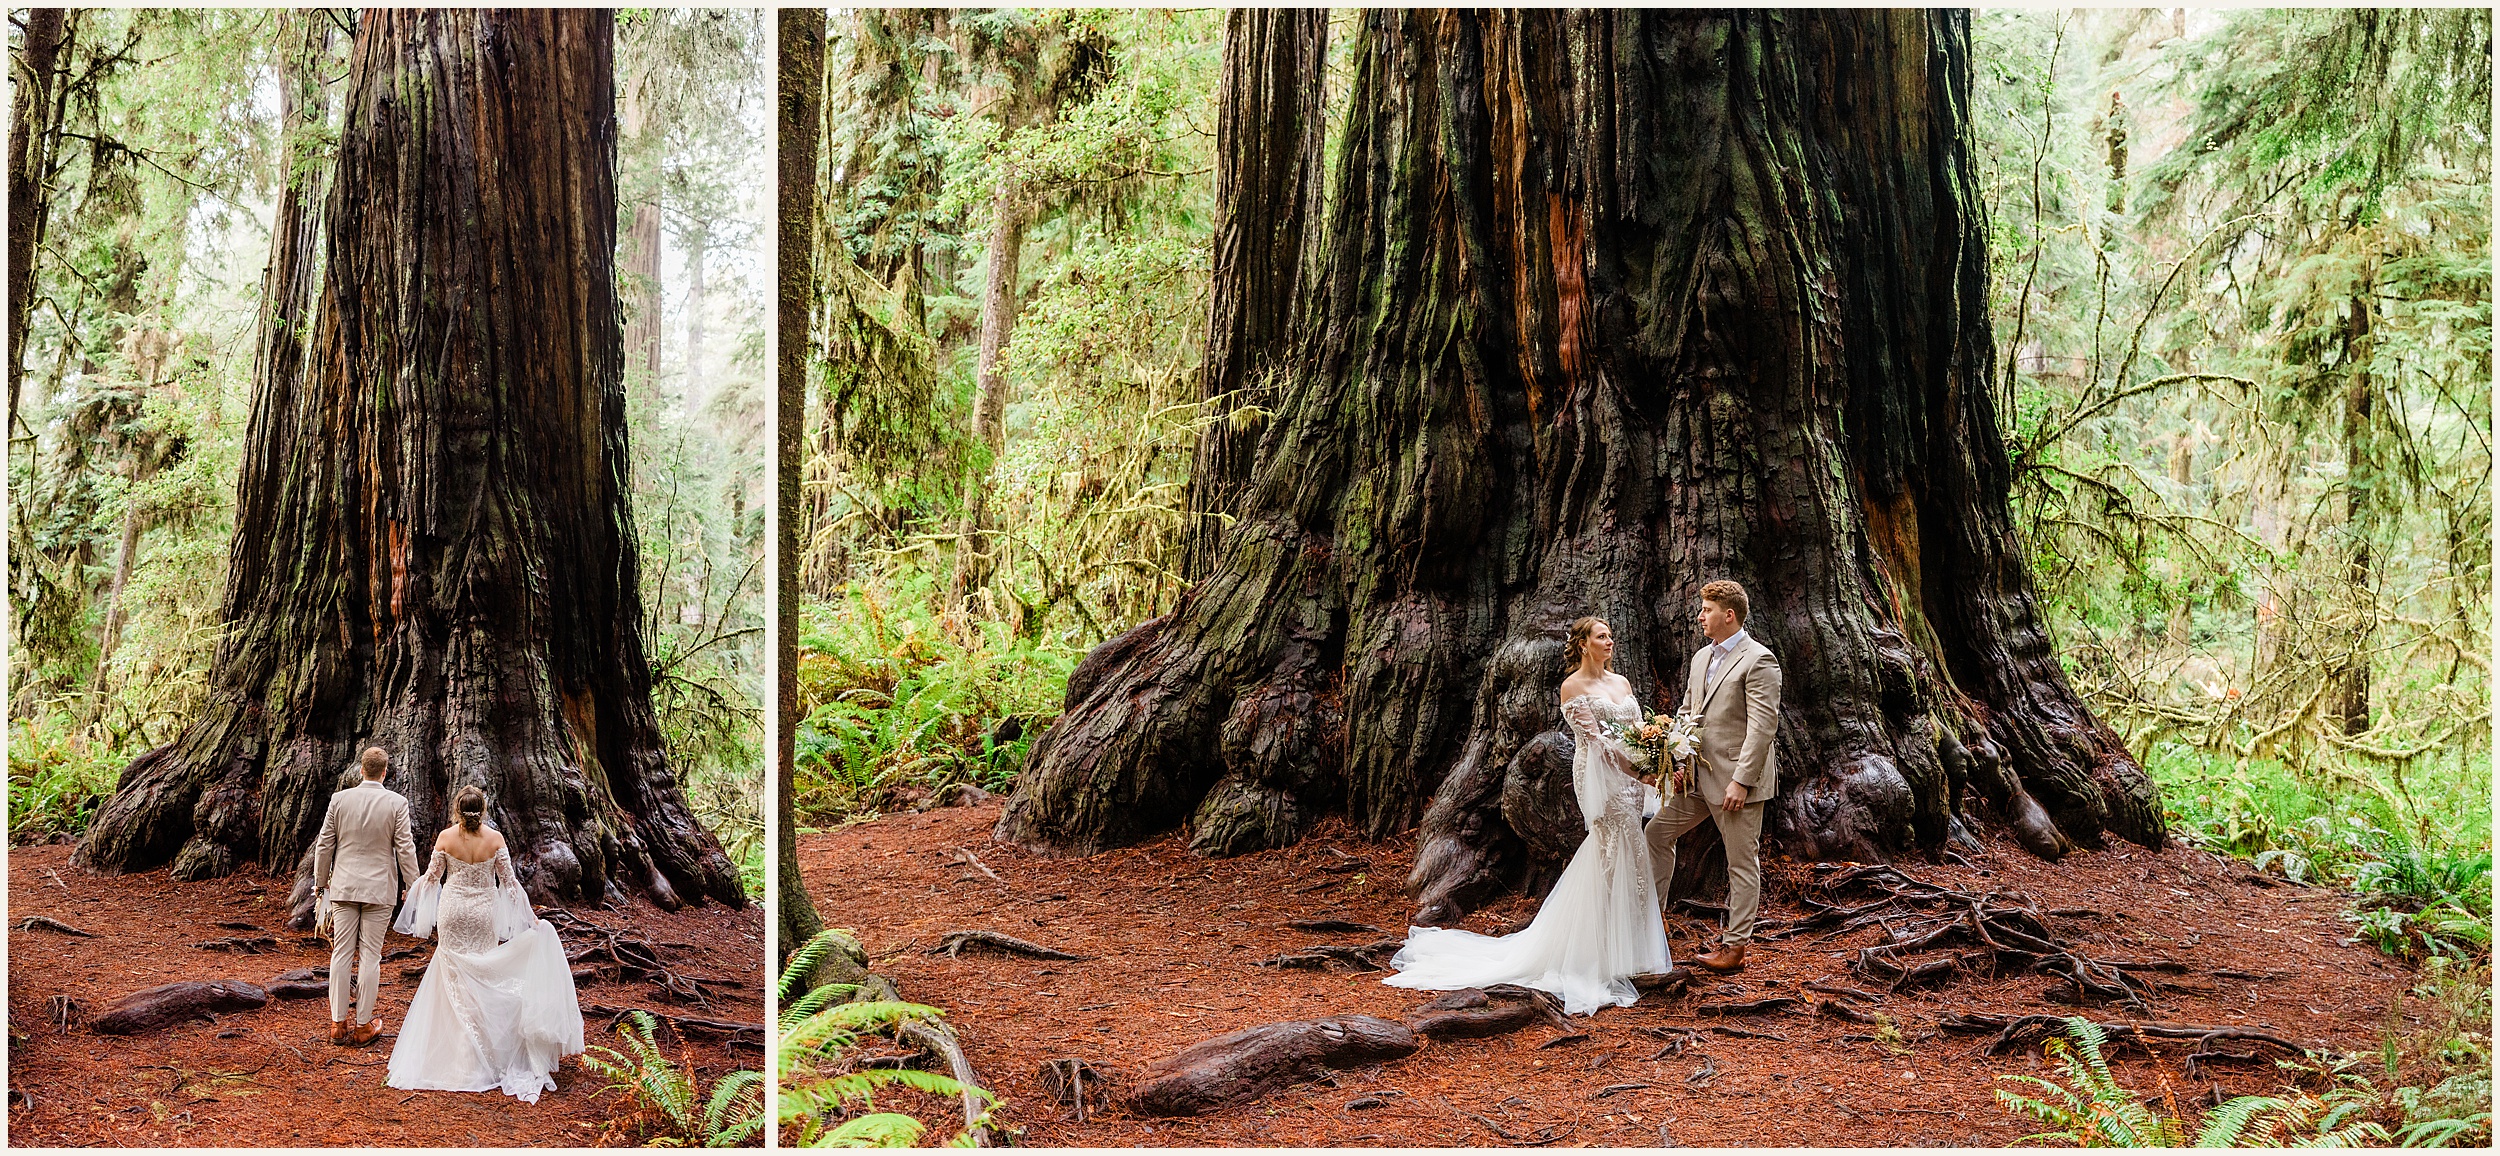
[4,843,764,1147]
[798,798,2416,1147]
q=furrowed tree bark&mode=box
[76,9,743,920]
[997,10,2164,921]
[8,6,68,436]
[1182,8,1329,581]
[775,5,828,960]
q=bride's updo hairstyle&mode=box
[1564,616,1607,671]
[453,785,487,834]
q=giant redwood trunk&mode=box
[997,10,2164,922]
[8,6,68,434]
[77,9,744,918]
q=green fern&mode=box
[772,934,998,1147]
[1996,1018,2189,1146]
[578,1010,765,1147]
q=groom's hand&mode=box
[1720,780,1748,813]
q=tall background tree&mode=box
[996,9,2163,921]
[67,9,742,916]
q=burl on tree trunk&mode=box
[77,10,744,919]
[998,10,2162,922]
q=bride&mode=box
[389,785,586,1102]
[1384,617,1670,1014]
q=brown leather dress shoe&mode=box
[1694,943,1748,973]
[348,1017,385,1046]
[330,1019,351,1046]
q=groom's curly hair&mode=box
[1701,579,1749,623]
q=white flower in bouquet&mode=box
[1602,718,1657,773]
[1663,710,1702,761]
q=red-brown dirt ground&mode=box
[6,843,764,1147]
[799,799,2416,1146]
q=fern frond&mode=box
[779,929,867,1003]
[819,1112,927,1148]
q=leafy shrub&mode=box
[6,713,133,844]
[793,582,1075,822]
[577,1010,765,1147]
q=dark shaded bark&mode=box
[998,11,2163,922]
[2335,293,2376,736]
[8,6,68,436]
[775,5,828,961]
[1181,8,1330,581]
[76,10,742,919]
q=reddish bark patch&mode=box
[6,844,763,1147]
[802,800,2413,1146]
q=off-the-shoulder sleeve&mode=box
[1561,695,1608,743]
[393,850,449,937]
[491,846,535,943]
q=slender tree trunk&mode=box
[684,220,708,400]
[775,5,828,961]
[2335,291,2376,736]
[998,11,2163,923]
[1183,9,1329,581]
[7,6,67,437]
[950,166,1026,602]
[621,62,665,389]
[77,10,742,919]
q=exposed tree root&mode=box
[90,980,269,1035]
[1407,985,1573,1040]
[1128,1016,1421,1117]
[17,916,96,937]
[1038,1057,1114,1122]
[1936,1011,2311,1059]
[1792,863,2169,1009]
[584,1004,763,1052]
[927,930,1087,961]
[897,1018,995,1146]
[1692,997,1799,1017]
[1285,919,1387,935]
[544,907,721,1005]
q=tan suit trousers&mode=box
[1644,793,1766,946]
[329,900,391,1025]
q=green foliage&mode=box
[1996,1018,2193,1146]
[1998,1016,2493,1148]
[774,931,993,1148]
[792,579,1075,822]
[5,714,131,845]
[575,1010,765,1147]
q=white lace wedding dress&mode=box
[388,838,585,1102]
[1383,693,1671,1014]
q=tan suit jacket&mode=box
[312,780,422,907]
[1683,633,1783,802]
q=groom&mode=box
[311,746,422,1047]
[1645,579,1782,973]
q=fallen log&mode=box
[1128,1016,1421,1117]
[91,980,270,1035]
[927,930,1086,961]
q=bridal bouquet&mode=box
[1602,711,1688,779]
[1655,710,1704,797]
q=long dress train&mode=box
[1382,693,1670,1014]
[387,838,586,1102]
